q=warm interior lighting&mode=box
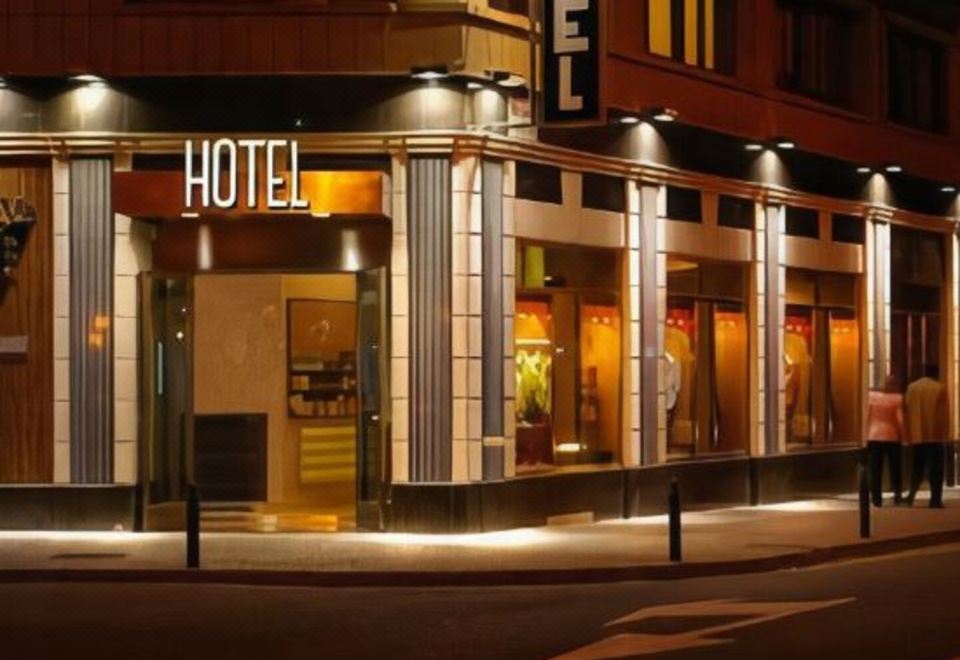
[555,442,582,453]
[516,337,552,347]
[410,66,448,81]
[311,211,332,218]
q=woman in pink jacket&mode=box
[866,374,906,507]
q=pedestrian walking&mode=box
[904,364,949,508]
[866,374,905,506]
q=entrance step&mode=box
[146,501,353,533]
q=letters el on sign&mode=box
[542,0,602,125]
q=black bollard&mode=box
[858,463,870,539]
[133,481,144,533]
[668,478,682,562]
[186,483,200,569]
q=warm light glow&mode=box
[516,337,552,346]
[466,81,484,90]
[180,211,199,219]
[885,164,903,174]
[856,166,872,175]
[364,528,549,548]
[617,116,641,125]
[941,186,957,194]
[744,142,764,152]
[555,442,582,453]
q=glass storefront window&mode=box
[784,268,860,447]
[514,244,621,473]
[665,258,748,457]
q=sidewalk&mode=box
[0,489,958,585]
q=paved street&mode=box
[1,543,958,659]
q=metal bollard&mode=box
[668,478,682,562]
[186,483,200,569]
[858,463,870,539]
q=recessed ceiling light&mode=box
[744,142,765,152]
[884,164,903,174]
[311,211,332,218]
[410,66,448,81]
[775,138,796,150]
[70,74,105,84]
[856,166,872,174]
[617,115,641,125]
[180,211,199,219]
[466,81,484,90]
[648,107,678,122]
[0,78,7,89]
[941,185,957,193]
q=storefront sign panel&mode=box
[542,0,603,126]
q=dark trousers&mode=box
[867,441,902,506]
[908,443,946,507]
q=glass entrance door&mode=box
[139,274,193,513]
[140,271,387,532]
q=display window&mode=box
[514,244,621,473]
[784,268,860,447]
[665,258,749,458]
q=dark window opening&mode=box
[776,0,867,111]
[784,206,819,239]
[888,29,946,133]
[666,186,702,223]
[582,173,626,213]
[717,195,755,230]
[831,214,864,244]
[516,161,563,204]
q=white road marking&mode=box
[553,597,855,659]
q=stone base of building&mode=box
[0,485,136,531]
[389,448,872,533]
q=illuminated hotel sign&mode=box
[184,139,309,210]
[542,0,602,126]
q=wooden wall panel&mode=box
[0,161,53,483]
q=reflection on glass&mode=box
[713,305,748,452]
[891,312,940,391]
[665,301,697,453]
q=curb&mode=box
[1,528,959,588]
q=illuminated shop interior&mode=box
[784,268,860,448]
[665,258,749,458]
[514,244,622,473]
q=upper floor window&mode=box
[647,0,738,75]
[888,29,946,133]
[776,0,868,112]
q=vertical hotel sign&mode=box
[542,0,603,126]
